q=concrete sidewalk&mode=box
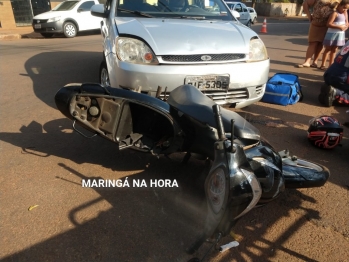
[0,27,43,40]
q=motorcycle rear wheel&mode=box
[282,158,330,188]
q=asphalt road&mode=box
[0,20,348,262]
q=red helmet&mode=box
[308,116,343,149]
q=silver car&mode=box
[224,1,252,27]
[91,0,269,108]
[248,7,258,24]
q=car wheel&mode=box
[63,22,77,38]
[40,33,54,38]
[246,20,252,28]
[99,61,110,87]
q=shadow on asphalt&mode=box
[1,46,347,261]
[0,118,333,262]
[22,29,101,39]
[23,51,101,109]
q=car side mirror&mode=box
[77,8,83,12]
[91,4,108,18]
[232,10,240,20]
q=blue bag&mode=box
[262,73,303,106]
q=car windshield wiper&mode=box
[117,8,154,18]
[180,16,206,20]
[165,15,207,20]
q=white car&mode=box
[91,0,269,108]
[224,1,252,27]
[32,0,102,38]
[248,7,258,24]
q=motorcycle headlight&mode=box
[248,37,268,62]
[47,16,61,23]
[207,167,227,214]
[116,37,159,65]
[252,157,280,192]
[252,157,280,172]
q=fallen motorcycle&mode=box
[55,83,329,259]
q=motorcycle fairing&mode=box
[188,139,260,254]
[244,138,285,203]
[55,83,183,154]
[167,85,261,141]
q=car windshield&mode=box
[53,1,79,11]
[116,0,234,21]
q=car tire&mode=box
[246,20,252,28]
[63,22,77,38]
[99,61,110,87]
[40,33,54,38]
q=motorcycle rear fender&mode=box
[55,83,183,153]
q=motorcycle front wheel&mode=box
[282,158,330,188]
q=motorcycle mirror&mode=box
[164,86,168,101]
[231,119,236,153]
[156,86,162,98]
[212,105,226,141]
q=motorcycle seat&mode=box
[167,85,260,141]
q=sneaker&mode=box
[318,93,325,105]
[321,85,336,107]
[321,84,330,94]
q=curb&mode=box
[0,34,22,40]
[0,32,43,40]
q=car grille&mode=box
[201,88,249,104]
[33,19,48,24]
[161,54,246,62]
[159,85,264,105]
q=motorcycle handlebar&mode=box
[212,105,226,141]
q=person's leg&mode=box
[320,84,337,107]
[329,46,338,66]
[313,42,324,65]
[326,74,349,93]
[320,46,331,69]
[335,89,349,105]
[299,42,318,67]
[320,74,349,106]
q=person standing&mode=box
[297,0,334,68]
[319,0,349,70]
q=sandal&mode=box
[297,64,310,68]
[319,66,327,70]
[310,63,318,68]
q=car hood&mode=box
[115,17,256,55]
[33,10,70,19]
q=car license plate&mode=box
[185,75,229,90]
[34,24,41,29]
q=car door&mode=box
[233,3,247,25]
[241,4,251,24]
[75,1,101,31]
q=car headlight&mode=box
[248,37,268,62]
[116,37,159,65]
[47,16,61,23]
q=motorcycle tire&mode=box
[282,158,330,188]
